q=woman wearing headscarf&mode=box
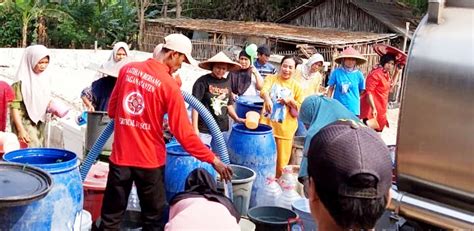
[166,168,240,231]
[260,55,304,177]
[229,49,264,97]
[81,42,130,111]
[297,95,359,192]
[87,58,132,112]
[327,47,367,116]
[295,53,325,98]
[10,45,52,147]
[294,53,325,136]
[192,52,245,146]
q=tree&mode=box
[176,0,181,18]
[1,0,71,47]
[134,0,151,50]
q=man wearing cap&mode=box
[306,120,392,230]
[254,45,277,78]
[100,33,233,230]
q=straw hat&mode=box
[373,44,407,65]
[96,57,133,77]
[198,52,242,72]
[334,47,367,65]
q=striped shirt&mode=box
[254,60,277,78]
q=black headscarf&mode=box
[169,168,241,222]
[229,50,252,96]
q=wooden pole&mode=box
[402,22,410,52]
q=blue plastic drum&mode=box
[165,143,217,202]
[235,95,264,118]
[227,124,277,208]
[2,148,83,230]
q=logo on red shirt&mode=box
[123,91,145,115]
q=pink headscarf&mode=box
[15,45,51,124]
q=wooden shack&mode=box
[143,18,398,75]
[276,0,419,39]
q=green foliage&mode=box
[399,0,428,16]
[0,6,22,47]
[0,0,138,48]
[92,0,138,48]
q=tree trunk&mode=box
[163,0,168,18]
[139,3,145,50]
[176,0,181,18]
[22,22,28,48]
[37,16,48,45]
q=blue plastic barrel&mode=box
[227,124,277,208]
[165,143,217,202]
[2,148,83,230]
[235,95,264,118]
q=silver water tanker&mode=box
[391,0,474,228]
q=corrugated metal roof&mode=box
[148,18,397,46]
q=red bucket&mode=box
[83,161,109,222]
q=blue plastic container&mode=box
[235,95,264,118]
[228,124,277,208]
[165,143,217,202]
[2,148,83,230]
[292,198,317,231]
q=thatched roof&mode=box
[148,18,397,46]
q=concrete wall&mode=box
[0,48,208,158]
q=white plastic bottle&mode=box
[276,184,301,210]
[278,166,297,188]
[257,177,282,207]
[127,185,141,212]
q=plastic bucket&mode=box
[247,206,298,231]
[2,148,83,230]
[0,139,28,160]
[74,210,92,231]
[165,143,217,202]
[236,95,264,118]
[245,111,260,130]
[292,198,317,231]
[86,111,113,152]
[83,161,109,222]
[230,164,256,215]
[48,99,70,118]
[228,124,277,208]
[239,217,256,231]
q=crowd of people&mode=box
[0,33,403,230]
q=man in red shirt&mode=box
[100,34,233,230]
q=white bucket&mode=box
[239,217,256,231]
[74,210,92,231]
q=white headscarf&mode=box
[107,42,130,62]
[15,45,51,124]
[301,53,324,80]
[99,42,130,78]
